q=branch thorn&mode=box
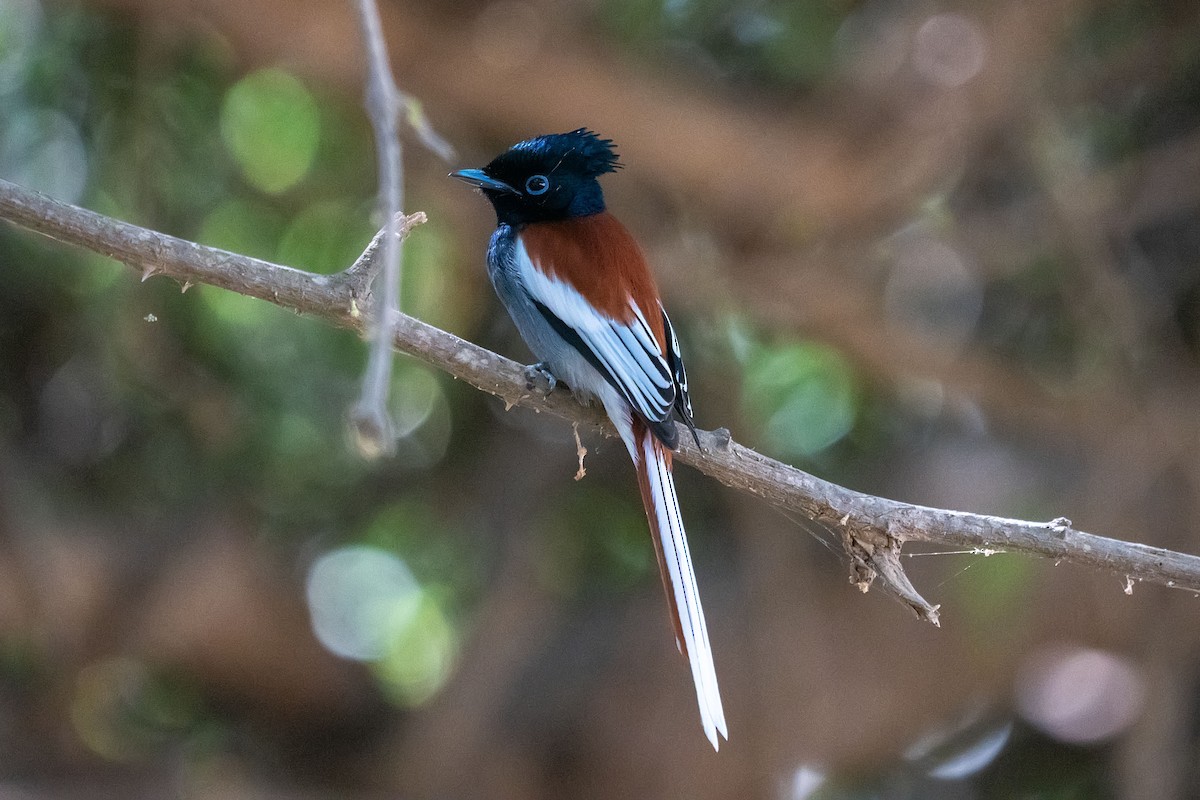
[572,422,587,481]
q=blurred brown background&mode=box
[1,0,1198,797]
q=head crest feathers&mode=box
[509,128,622,178]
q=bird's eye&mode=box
[525,174,550,196]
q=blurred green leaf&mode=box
[953,554,1036,642]
[401,220,463,330]
[277,198,374,274]
[198,198,286,261]
[220,68,319,194]
[0,0,42,88]
[372,591,458,706]
[194,282,276,331]
[70,658,201,763]
[742,340,858,459]
[361,496,478,598]
[538,486,653,596]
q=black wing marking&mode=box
[663,309,701,449]
[532,299,679,447]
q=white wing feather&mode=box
[515,238,674,422]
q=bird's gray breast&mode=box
[483,224,607,403]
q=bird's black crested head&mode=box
[451,129,621,226]
[505,128,621,180]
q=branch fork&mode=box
[842,524,941,626]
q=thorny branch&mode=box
[4,177,1200,621]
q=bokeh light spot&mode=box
[0,108,87,202]
[0,0,42,97]
[220,68,319,194]
[913,13,987,88]
[306,545,459,706]
[391,364,443,439]
[884,235,983,351]
[306,545,420,661]
[926,722,1012,780]
[789,764,826,800]
[1016,645,1146,743]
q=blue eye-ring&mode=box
[525,174,550,195]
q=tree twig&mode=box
[349,0,406,458]
[348,1,455,457]
[3,176,1200,620]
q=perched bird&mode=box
[451,129,727,749]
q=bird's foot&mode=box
[524,362,558,395]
